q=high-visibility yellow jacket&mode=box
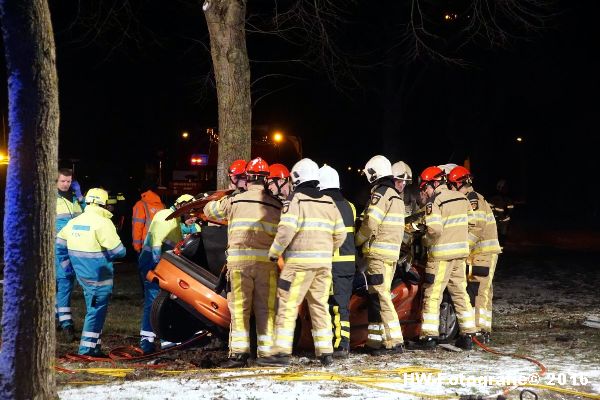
[423,185,474,261]
[203,183,282,266]
[56,192,83,233]
[268,184,346,268]
[56,204,126,284]
[138,207,200,274]
[355,180,405,263]
[464,188,502,255]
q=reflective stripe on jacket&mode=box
[423,186,473,261]
[138,207,200,274]
[465,189,501,255]
[355,181,405,263]
[132,190,165,252]
[56,192,83,233]
[204,183,282,265]
[56,204,126,283]
[269,184,346,268]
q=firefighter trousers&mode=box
[421,258,477,337]
[366,258,404,349]
[467,253,498,333]
[227,263,278,357]
[55,256,75,329]
[76,276,112,355]
[273,265,333,357]
[328,264,354,350]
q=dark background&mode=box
[1,0,599,222]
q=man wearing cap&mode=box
[137,194,200,354]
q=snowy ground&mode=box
[58,246,600,400]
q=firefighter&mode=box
[258,158,346,367]
[318,165,356,359]
[137,194,199,354]
[489,179,514,245]
[56,188,126,355]
[55,168,84,341]
[132,181,165,254]
[448,166,501,342]
[411,166,477,350]
[228,159,248,192]
[267,163,291,200]
[355,155,406,355]
[203,157,283,367]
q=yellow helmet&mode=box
[174,194,194,206]
[85,188,109,206]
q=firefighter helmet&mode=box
[391,161,412,182]
[437,163,458,175]
[175,194,194,206]
[268,163,290,179]
[246,157,269,175]
[364,155,392,183]
[85,188,108,206]
[419,166,445,189]
[290,158,319,186]
[228,159,247,177]
[448,166,472,186]
[318,165,340,190]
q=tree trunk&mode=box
[0,0,59,398]
[203,0,252,189]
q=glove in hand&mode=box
[71,180,83,199]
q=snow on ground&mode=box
[59,249,600,399]
[58,345,600,400]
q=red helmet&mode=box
[268,163,290,179]
[448,166,471,184]
[419,166,444,189]
[245,157,270,177]
[228,159,247,177]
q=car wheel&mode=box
[151,290,206,343]
[437,300,459,343]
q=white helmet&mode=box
[437,163,458,175]
[318,165,340,190]
[364,155,392,183]
[290,158,319,186]
[391,161,412,182]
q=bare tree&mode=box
[203,0,252,189]
[0,0,59,398]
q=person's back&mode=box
[132,189,165,253]
[56,188,126,356]
[260,158,346,367]
[424,186,471,261]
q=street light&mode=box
[0,151,9,165]
[182,131,189,139]
[273,131,283,143]
[516,137,523,142]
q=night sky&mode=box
[1,0,599,219]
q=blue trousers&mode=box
[140,273,160,349]
[77,277,113,355]
[55,257,75,329]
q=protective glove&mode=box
[71,180,83,200]
[269,255,279,262]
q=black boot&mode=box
[370,343,405,356]
[482,332,491,344]
[332,347,349,359]
[61,325,76,342]
[455,334,474,350]
[256,353,291,367]
[319,354,334,366]
[221,353,250,368]
[407,336,437,351]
